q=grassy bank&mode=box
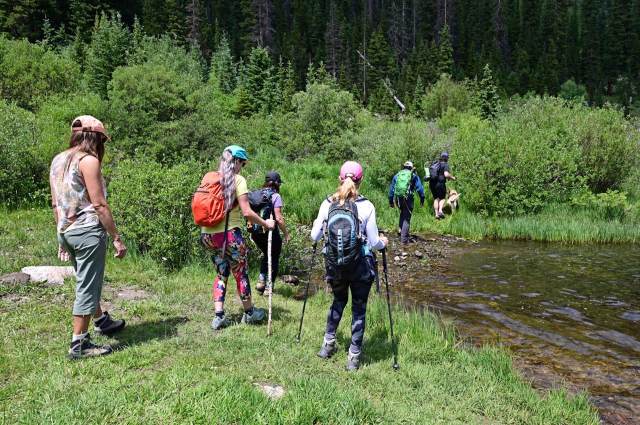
[0,209,599,424]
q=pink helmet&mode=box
[339,161,363,182]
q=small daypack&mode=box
[192,172,226,227]
[324,199,363,270]
[248,188,275,233]
[394,169,413,198]
[428,160,441,181]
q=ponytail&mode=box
[218,150,237,212]
[331,177,359,205]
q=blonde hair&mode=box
[331,177,359,205]
[218,149,238,212]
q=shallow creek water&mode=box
[391,237,640,424]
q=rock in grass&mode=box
[414,251,424,259]
[20,266,75,285]
[0,272,31,285]
[254,382,285,400]
[281,275,299,285]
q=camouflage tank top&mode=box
[50,150,106,233]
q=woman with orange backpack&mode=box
[197,145,275,330]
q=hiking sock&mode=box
[215,311,225,319]
[72,332,88,343]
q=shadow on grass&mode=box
[334,322,401,367]
[111,316,189,350]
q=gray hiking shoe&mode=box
[68,334,112,360]
[256,276,266,296]
[241,307,266,324]
[94,311,125,336]
[346,350,361,371]
[211,315,231,330]
[317,338,337,359]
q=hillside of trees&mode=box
[2,0,639,113]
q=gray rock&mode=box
[281,275,299,285]
[254,382,285,400]
[0,272,31,285]
[394,256,401,262]
[414,251,424,259]
[21,266,75,285]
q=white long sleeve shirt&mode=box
[310,197,386,251]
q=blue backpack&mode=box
[324,198,363,269]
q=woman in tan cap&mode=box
[50,115,127,359]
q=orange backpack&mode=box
[192,172,226,227]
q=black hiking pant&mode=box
[251,230,282,284]
[325,278,373,355]
[397,196,414,244]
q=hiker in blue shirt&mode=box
[389,161,425,244]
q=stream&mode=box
[388,236,640,424]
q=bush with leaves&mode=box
[0,37,80,110]
[107,62,195,152]
[284,83,360,159]
[0,101,45,207]
[109,159,207,269]
[421,73,477,120]
[454,98,587,216]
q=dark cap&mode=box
[440,151,449,159]
[265,171,282,184]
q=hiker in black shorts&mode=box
[429,152,456,219]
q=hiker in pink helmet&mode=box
[50,115,127,359]
[311,161,388,371]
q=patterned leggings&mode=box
[200,228,251,302]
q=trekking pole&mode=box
[374,253,380,294]
[267,214,274,336]
[381,248,400,371]
[296,243,317,342]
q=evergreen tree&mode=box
[478,63,499,120]
[85,12,131,98]
[165,0,186,43]
[142,0,166,36]
[436,23,453,77]
[210,33,237,94]
[276,58,297,112]
[242,46,274,113]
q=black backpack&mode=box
[428,160,441,181]
[248,188,275,233]
[324,199,363,270]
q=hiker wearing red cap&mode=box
[310,161,388,371]
[50,115,127,359]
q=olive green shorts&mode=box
[58,223,107,316]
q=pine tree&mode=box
[275,57,297,112]
[210,33,237,94]
[436,23,453,77]
[478,63,500,120]
[165,0,186,43]
[324,0,343,78]
[242,46,274,113]
[142,0,166,36]
[85,12,131,98]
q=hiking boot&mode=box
[241,307,266,324]
[256,275,266,296]
[94,311,125,336]
[68,334,112,360]
[211,314,231,330]
[317,338,337,359]
[346,349,361,371]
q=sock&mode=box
[244,306,254,315]
[72,332,88,343]
[94,313,106,323]
[215,311,225,319]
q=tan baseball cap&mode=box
[71,115,110,140]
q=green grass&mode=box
[0,209,599,424]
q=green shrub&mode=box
[454,97,585,216]
[0,37,80,110]
[351,118,450,191]
[109,160,208,269]
[421,74,477,120]
[284,83,360,158]
[0,101,44,207]
[35,93,106,166]
[107,62,194,149]
[570,190,631,221]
